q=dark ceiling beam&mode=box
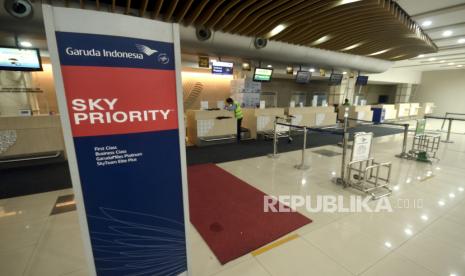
[139,0,149,17]
[164,0,179,21]
[152,0,164,19]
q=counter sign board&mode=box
[351,132,373,162]
[43,6,189,276]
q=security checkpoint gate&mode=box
[346,132,392,199]
[408,119,440,163]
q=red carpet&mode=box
[188,163,312,264]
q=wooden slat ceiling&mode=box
[60,0,438,60]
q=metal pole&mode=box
[268,117,279,158]
[442,118,454,143]
[396,123,410,159]
[336,108,349,187]
[294,126,309,170]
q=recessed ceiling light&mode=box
[20,41,32,47]
[384,241,392,248]
[311,35,332,46]
[457,65,463,68]
[368,49,390,56]
[443,30,453,37]
[458,38,465,44]
[448,62,455,65]
[341,43,363,51]
[428,57,436,61]
[338,0,361,5]
[422,20,432,27]
[417,54,425,58]
[309,68,315,72]
[267,24,286,37]
[421,214,429,221]
[440,60,445,63]
[438,200,445,206]
[342,71,347,74]
[404,228,413,236]
[267,64,272,68]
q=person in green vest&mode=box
[225,97,243,142]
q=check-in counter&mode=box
[242,108,285,139]
[372,104,397,120]
[340,106,373,127]
[417,102,435,118]
[0,115,65,161]
[409,103,420,117]
[186,110,236,146]
[286,106,337,127]
[395,103,411,118]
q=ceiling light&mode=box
[309,68,315,72]
[438,200,445,206]
[301,179,306,185]
[406,178,411,183]
[421,20,432,27]
[458,38,465,44]
[428,57,436,61]
[341,43,362,51]
[337,0,361,5]
[440,60,445,63]
[458,65,464,68]
[267,24,286,37]
[449,193,456,198]
[458,187,464,192]
[443,30,453,37]
[342,71,347,75]
[393,185,400,191]
[404,228,413,236]
[267,64,272,68]
[384,241,392,248]
[417,54,425,58]
[311,35,331,46]
[20,41,32,47]
[421,215,429,221]
[448,62,455,66]
[368,49,390,56]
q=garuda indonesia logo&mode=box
[135,44,170,64]
[135,44,157,56]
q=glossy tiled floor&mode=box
[2,120,465,276]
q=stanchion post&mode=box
[294,126,309,170]
[268,117,280,158]
[396,123,410,159]
[336,108,349,187]
[442,118,454,143]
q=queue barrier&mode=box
[345,117,411,159]
[425,115,465,144]
[440,112,465,134]
[267,116,344,171]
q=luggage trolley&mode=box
[264,116,293,142]
[409,119,440,162]
[346,132,392,199]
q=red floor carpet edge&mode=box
[187,163,312,264]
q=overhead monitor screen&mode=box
[211,61,233,75]
[253,67,273,82]
[356,75,369,86]
[0,47,42,71]
[328,73,343,86]
[295,71,311,84]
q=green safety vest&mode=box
[233,101,243,119]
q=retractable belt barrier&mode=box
[267,116,343,171]
[425,115,465,144]
[345,117,411,159]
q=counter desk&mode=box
[286,106,337,128]
[395,103,411,119]
[186,110,236,146]
[417,102,435,118]
[337,106,373,127]
[372,104,397,120]
[0,115,65,161]
[241,108,285,139]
